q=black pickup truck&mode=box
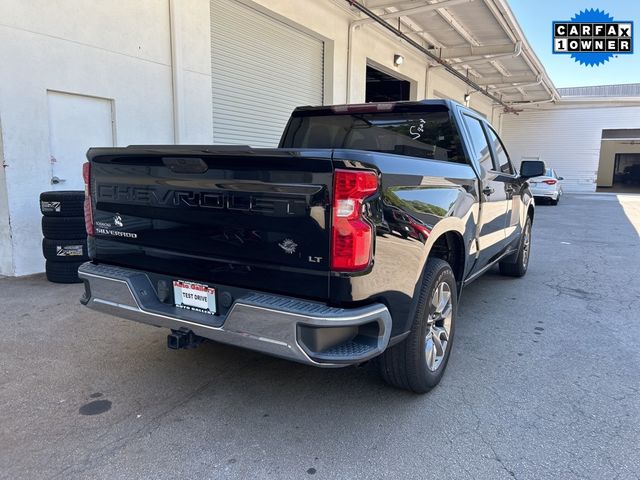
[78,100,544,393]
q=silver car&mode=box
[528,168,563,205]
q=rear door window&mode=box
[461,114,494,171]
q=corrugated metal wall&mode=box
[210,0,324,147]
[500,106,640,192]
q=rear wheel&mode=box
[378,258,457,393]
[499,217,532,277]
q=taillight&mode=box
[83,162,95,236]
[543,179,557,185]
[331,169,378,271]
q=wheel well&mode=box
[429,231,465,287]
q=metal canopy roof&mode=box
[352,0,559,108]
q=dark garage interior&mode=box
[597,129,640,193]
[613,153,640,189]
[365,65,410,102]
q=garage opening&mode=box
[613,153,640,190]
[365,65,410,103]
[597,129,640,193]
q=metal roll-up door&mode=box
[211,0,324,147]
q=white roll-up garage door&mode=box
[211,0,324,147]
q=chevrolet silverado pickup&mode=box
[78,100,545,393]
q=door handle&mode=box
[51,176,66,185]
[482,186,494,196]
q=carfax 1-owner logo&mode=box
[553,9,633,66]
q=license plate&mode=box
[173,280,216,315]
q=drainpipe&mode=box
[169,0,184,144]
[346,22,358,103]
[424,65,431,99]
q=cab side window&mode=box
[485,126,514,174]
[462,115,494,171]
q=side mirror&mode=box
[520,160,545,178]
[558,176,564,181]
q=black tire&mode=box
[499,216,532,277]
[45,260,84,284]
[378,258,457,393]
[42,238,88,262]
[40,191,85,217]
[549,196,559,206]
[41,216,86,240]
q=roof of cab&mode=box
[292,99,461,114]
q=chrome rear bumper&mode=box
[78,262,391,367]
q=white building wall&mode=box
[0,0,212,276]
[430,69,467,104]
[181,0,214,144]
[500,105,640,192]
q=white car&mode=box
[528,168,563,205]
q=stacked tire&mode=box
[40,191,88,283]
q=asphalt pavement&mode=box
[1,193,639,480]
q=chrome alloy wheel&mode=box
[425,281,453,372]
[522,223,531,268]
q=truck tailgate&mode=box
[87,147,333,300]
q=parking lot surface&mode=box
[1,194,639,480]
